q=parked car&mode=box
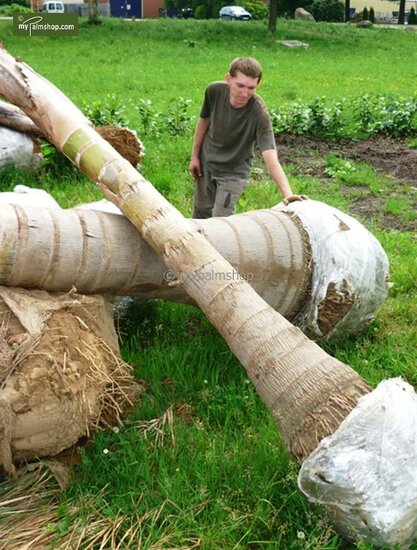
[219,5,252,20]
[180,7,194,18]
[40,1,65,13]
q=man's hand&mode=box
[283,194,309,205]
[189,157,202,179]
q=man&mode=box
[189,57,308,219]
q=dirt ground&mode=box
[275,134,417,231]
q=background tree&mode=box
[369,6,375,21]
[398,0,405,23]
[408,6,417,23]
[268,0,278,32]
[88,0,101,24]
[345,0,351,21]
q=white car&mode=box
[41,1,65,13]
[219,6,252,20]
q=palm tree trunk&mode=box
[0,202,310,320]
[0,46,371,461]
[0,197,388,340]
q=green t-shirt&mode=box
[200,81,276,178]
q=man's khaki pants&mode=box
[192,167,248,219]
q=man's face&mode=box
[226,71,259,108]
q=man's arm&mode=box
[189,117,210,179]
[262,149,308,205]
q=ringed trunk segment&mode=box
[0,47,371,458]
[0,203,311,322]
[0,195,389,339]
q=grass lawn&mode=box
[0,17,416,549]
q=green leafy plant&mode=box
[165,97,194,136]
[352,95,417,138]
[82,94,129,127]
[324,155,358,180]
[135,99,163,138]
[270,94,417,140]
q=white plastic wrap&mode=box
[275,200,389,340]
[0,126,42,171]
[298,378,417,547]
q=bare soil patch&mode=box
[275,134,417,231]
[276,134,417,185]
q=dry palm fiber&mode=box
[96,125,144,167]
[0,461,201,550]
[0,286,140,476]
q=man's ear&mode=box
[225,73,231,84]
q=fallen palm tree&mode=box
[0,191,388,340]
[0,48,416,546]
[0,99,144,169]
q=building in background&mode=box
[33,0,164,18]
[350,0,417,20]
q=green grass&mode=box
[0,18,417,549]
[1,18,417,110]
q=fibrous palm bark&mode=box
[0,48,415,545]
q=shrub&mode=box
[82,94,129,127]
[270,94,417,140]
[362,6,368,19]
[369,6,375,22]
[0,0,28,5]
[310,0,344,22]
[239,0,268,19]
[351,94,417,138]
[0,2,31,14]
[408,6,417,24]
[194,4,208,18]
